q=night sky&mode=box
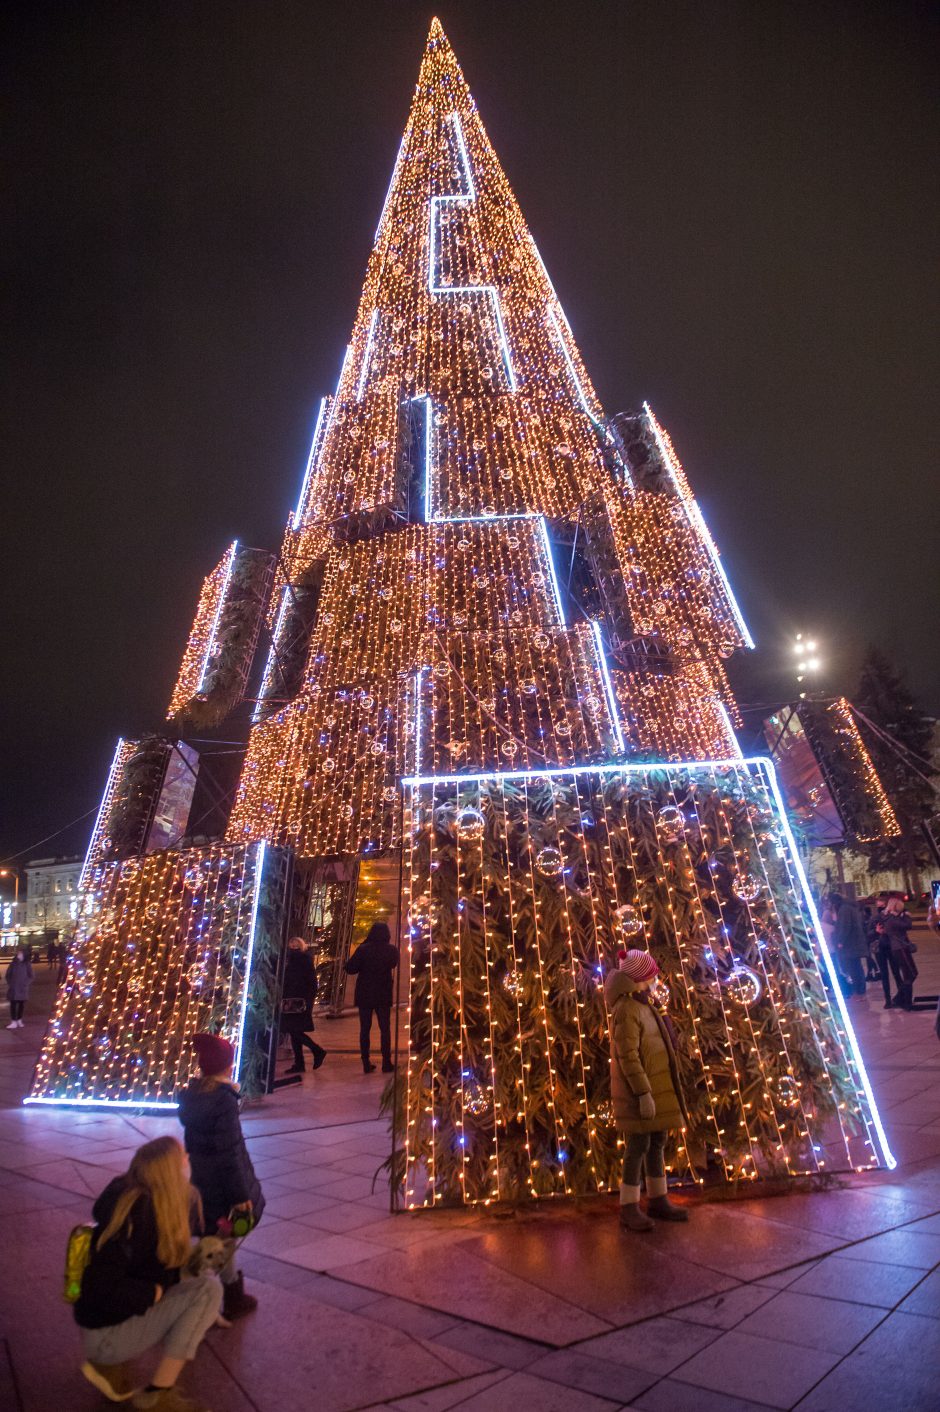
[3,0,937,864]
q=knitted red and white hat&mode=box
[617,949,659,985]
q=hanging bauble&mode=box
[322,758,336,773]
[187,963,208,992]
[503,969,524,998]
[594,1099,614,1125]
[649,976,671,1010]
[735,874,763,904]
[464,1080,493,1118]
[456,807,485,839]
[718,640,735,659]
[127,974,143,995]
[119,859,140,881]
[722,963,763,1007]
[535,846,563,878]
[775,1075,800,1107]
[657,804,685,834]
[183,868,205,892]
[145,903,161,921]
[616,903,644,938]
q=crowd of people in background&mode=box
[821,889,919,1010]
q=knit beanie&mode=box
[618,949,659,985]
[193,1032,236,1077]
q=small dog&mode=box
[185,1235,236,1278]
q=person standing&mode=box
[75,1135,218,1411]
[177,1033,263,1324]
[832,895,869,996]
[6,947,33,1028]
[281,937,326,1075]
[346,921,399,1073]
[604,949,689,1232]
[881,897,917,1011]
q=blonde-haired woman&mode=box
[75,1135,219,1411]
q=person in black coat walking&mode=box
[281,937,327,1074]
[6,947,33,1028]
[177,1033,264,1323]
[346,921,399,1073]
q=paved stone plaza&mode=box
[1,925,938,1412]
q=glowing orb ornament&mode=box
[119,859,141,881]
[503,968,524,998]
[722,963,763,1007]
[735,874,763,904]
[616,903,644,938]
[535,846,563,878]
[183,868,205,892]
[657,804,684,835]
[456,806,485,839]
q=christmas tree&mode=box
[30,22,894,1198]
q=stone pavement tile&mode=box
[383,1370,512,1410]
[342,1241,611,1343]
[633,1378,778,1412]
[526,1347,656,1404]
[461,1218,740,1326]
[0,1339,18,1412]
[673,1285,779,1329]
[264,1186,356,1219]
[415,1337,498,1379]
[896,1267,940,1318]
[577,1314,722,1372]
[165,1340,258,1412]
[12,1157,109,1197]
[295,1200,385,1233]
[361,1293,461,1338]
[290,1271,386,1310]
[316,1172,387,1200]
[238,1216,309,1257]
[835,1226,940,1269]
[438,1369,622,1411]
[666,1329,840,1408]
[734,1290,884,1353]
[755,1262,820,1290]
[431,1322,551,1369]
[239,1249,327,1289]
[786,1253,926,1307]
[795,1309,940,1411]
[275,1230,386,1271]
[732,1188,936,1242]
[638,1205,837,1283]
[206,1282,495,1412]
[1,1178,92,1214]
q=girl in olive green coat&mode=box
[604,949,689,1232]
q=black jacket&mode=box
[346,935,399,1008]
[74,1177,181,1330]
[282,949,318,1033]
[177,1079,264,1232]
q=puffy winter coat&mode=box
[346,935,399,1008]
[604,969,685,1135]
[6,956,33,1002]
[177,1078,264,1232]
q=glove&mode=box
[638,1092,656,1120]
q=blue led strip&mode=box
[79,737,127,889]
[429,113,517,393]
[24,1096,179,1112]
[756,759,896,1170]
[590,621,626,754]
[252,588,291,724]
[233,840,267,1080]
[356,308,380,401]
[291,397,330,528]
[196,541,238,694]
[537,516,565,624]
[644,402,755,650]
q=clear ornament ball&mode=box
[657,804,684,833]
[456,806,485,839]
[536,846,563,878]
[735,874,763,904]
[616,903,644,938]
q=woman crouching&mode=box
[76,1135,218,1410]
[605,948,689,1232]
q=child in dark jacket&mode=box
[177,1032,264,1322]
[75,1135,219,1411]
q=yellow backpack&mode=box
[63,1223,95,1303]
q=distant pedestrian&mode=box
[6,947,33,1029]
[605,949,689,1232]
[281,937,326,1075]
[880,897,917,1011]
[832,895,869,996]
[178,1033,263,1324]
[47,939,57,968]
[75,1135,218,1411]
[57,941,70,987]
[346,921,399,1073]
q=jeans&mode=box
[81,1274,220,1365]
[290,1032,326,1069]
[622,1130,666,1187]
[878,942,904,1005]
[9,1001,24,1021]
[358,1005,392,1067]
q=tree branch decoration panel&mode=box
[400,758,893,1207]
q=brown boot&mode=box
[646,1176,689,1221]
[222,1271,258,1320]
[81,1361,137,1402]
[619,1202,655,1232]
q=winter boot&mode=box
[222,1271,258,1321]
[618,1183,654,1232]
[312,1043,327,1069]
[646,1175,689,1221]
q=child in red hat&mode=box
[177,1034,264,1321]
